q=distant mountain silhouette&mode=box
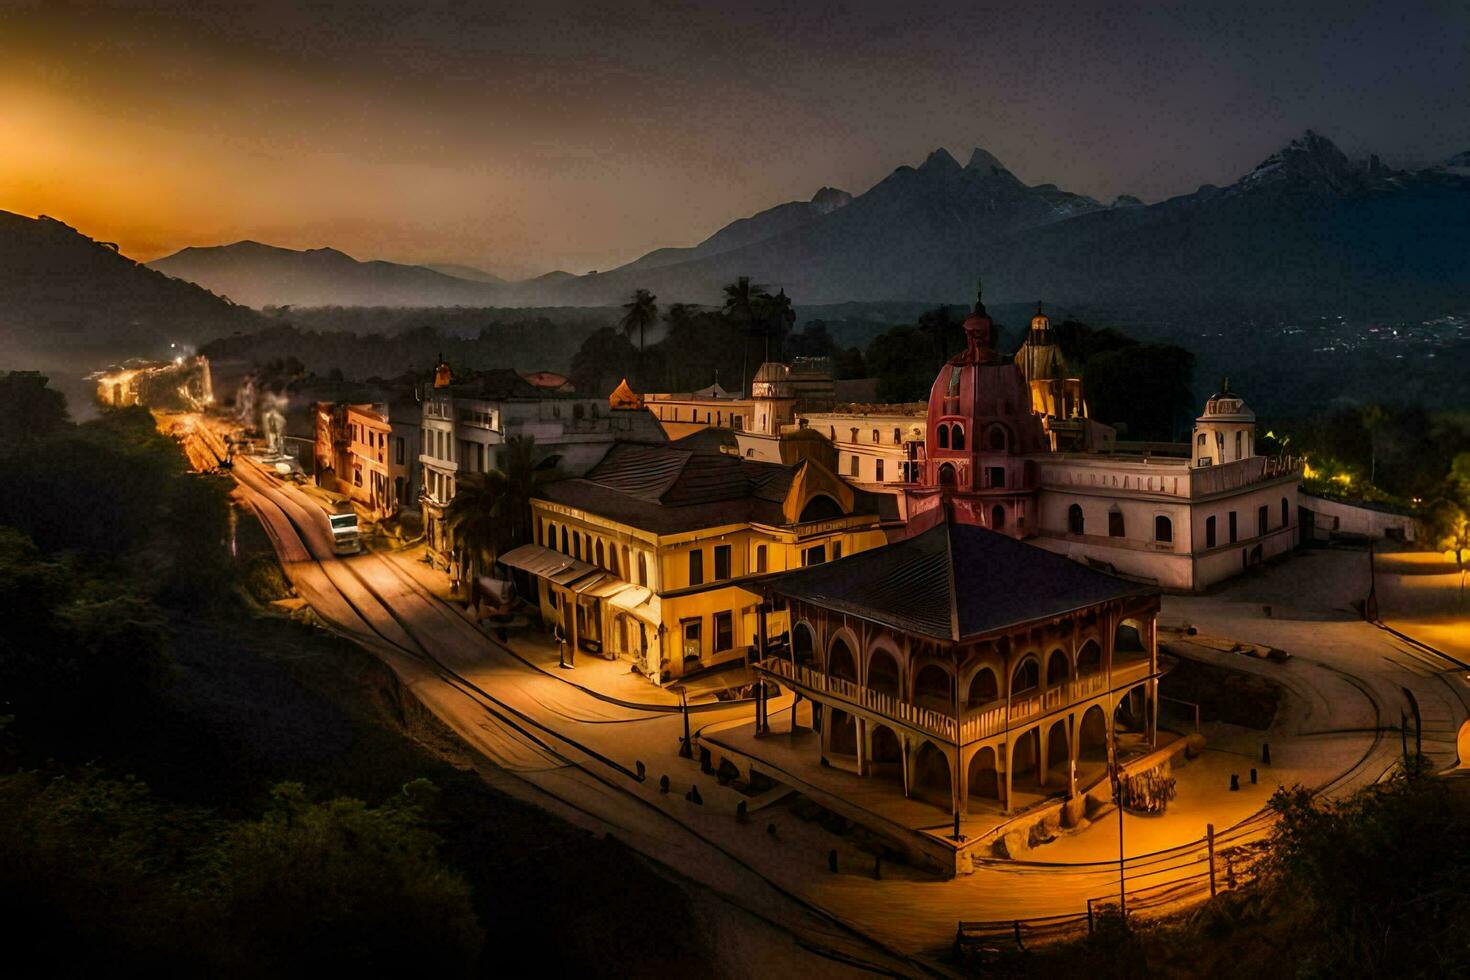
[420,262,505,283]
[531,132,1470,311]
[149,241,507,308]
[139,131,1470,315]
[0,211,261,358]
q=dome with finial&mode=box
[958,278,997,363]
[1200,377,1255,422]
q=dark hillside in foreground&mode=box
[0,211,262,360]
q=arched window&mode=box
[546,521,557,548]
[1068,504,1084,535]
[1012,657,1040,694]
[637,553,648,586]
[1046,649,1070,686]
[1234,431,1243,459]
[937,424,949,449]
[595,540,605,568]
[989,426,1007,451]
[572,531,582,559]
[871,429,880,444]
[1077,639,1102,675]
[952,425,966,450]
[938,463,957,488]
[967,668,998,706]
[1155,515,1173,543]
[793,623,816,666]
[620,545,630,578]
[991,504,1006,529]
[755,544,768,574]
[560,526,568,553]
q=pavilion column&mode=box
[1038,726,1049,788]
[957,747,970,816]
[900,734,912,797]
[1002,739,1015,814]
[856,717,871,777]
[1067,714,1079,798]
[1148,677,1160,748]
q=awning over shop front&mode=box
[608,587,661,627]
[496,543,596,586]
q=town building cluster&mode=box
[287,289,1313,873]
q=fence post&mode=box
[1013,920,1024,952]
[1086,897,1094,934]
[1206,823,1217,897]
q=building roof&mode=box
[760,521,1155,643]
[446,368,585,401]
[537,440,891,535]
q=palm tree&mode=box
[445,436,558,591]
[723,276,771,394]
[620,288,658,356]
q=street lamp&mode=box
[677,685,693,759]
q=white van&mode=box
[329,511,361,555]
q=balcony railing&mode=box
[759,653,1156,746]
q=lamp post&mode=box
[677,686,693,759]
[1109,722,1127,922]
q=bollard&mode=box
[1262,743,1271,765]
[1230,773,1240,791]
[636,761,646,782]
[1250,767,1258,785]
[828,849,838,873]
[659,774,670,794]
[736,800,748,823]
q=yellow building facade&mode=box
[511,439,891,685]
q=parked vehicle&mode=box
[329,510,361,555]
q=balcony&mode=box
[760,653,1156,747]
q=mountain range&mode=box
[143,132,1470,313]
[0,211,261,359]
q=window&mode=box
[1257,505,1268,536]
[1206,515,1217,548]
[637,553,648,586]
[1197,433,1207,449]
[682,619,702,662]
[937,424,949,449]
[1068,504,1084,535]
[989,426,1007,451]
[688,549,704,586]
[832,540,843,560]
[714,544,731,580]
[802,544,826,566]
[875,458,885,482]
[987,466,1005,488]
[991,504,1006,528]
[546,521,556,548]
[1109,509,1125,537]
[560,526,569,553]
[952,425,966,450]
[850,427,859,443]
[573,531,582,560]
[849,455,859,478]
[1228,511,1238,543]
[1235,431,1243,459]
[714,611,733,652]
[1155,515,1173,543]
[596,540,606,568]
[755,544,767,574]
[893,427,901,444]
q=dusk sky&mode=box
[2,0,1466,278]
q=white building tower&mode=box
[1191,380,1256,467]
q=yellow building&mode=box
[502,433,893,685]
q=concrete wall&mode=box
[1300,492,1417,542]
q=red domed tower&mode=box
[909,283,1047,536]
